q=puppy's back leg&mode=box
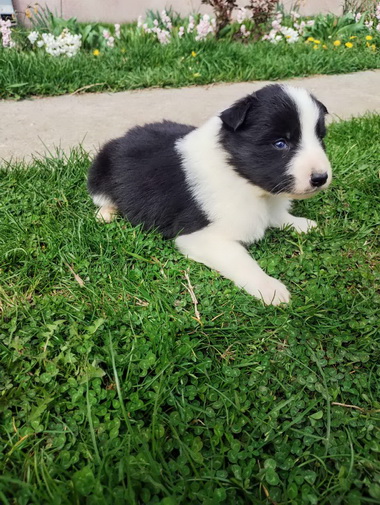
[175,229,290,306]
[92,194,118,223]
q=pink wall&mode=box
[13,0,342,25]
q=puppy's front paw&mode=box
[246,277,291,306]
[291,217,317,234]
[259,278,291,305]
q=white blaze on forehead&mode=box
[281,85,332,195]
[282,85,320,146]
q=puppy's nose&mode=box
[310,173,328,187]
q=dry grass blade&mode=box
[331,402,380,413]
[331,402,365,411]
[183,270,201,323]
[71,82,106,95]
[66,263,85,287]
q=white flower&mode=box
[295,20,307,35]
[39,29,81,57]
[0,18,14,48]
[240,24,250,38]
[114,24,120,39]
[263,29,282,43]
[106,36,115,48]
[156,28,171,44]
[187,15,195,33]
[195,14,215,41]
[271,35,282,44]
[178,26,185,38]
[236,7,249,24]
[281,26,299,43]
[27,31,39,44]
[160,9,172,29]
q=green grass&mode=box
[1,115,380,505]
[1,37,380,99]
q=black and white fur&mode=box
[88,84,331,305]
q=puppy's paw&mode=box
[291,217,317,234]
[96,205,116,223]
[247,277,291,306]
[259,278,291,306]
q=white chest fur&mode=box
[176,116,288,244]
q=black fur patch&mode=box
[219,85,301,194]
[87,121,209,238]
[219,85,327,194]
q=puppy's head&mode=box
[219,84,331,198]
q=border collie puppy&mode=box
[88,84,331,305]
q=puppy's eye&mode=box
[273,139,288,150]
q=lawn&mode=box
[1,37,380,99]
[0,115,380,504]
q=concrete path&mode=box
[1,69,380,163]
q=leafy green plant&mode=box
[79,23,115,51]
[304,12,368,41]
[28,3,79,36]
[145,7,183,26]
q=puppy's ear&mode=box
[220,94,256,131]
[315,98,328,115]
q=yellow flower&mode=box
[93,49,100,56]
[25,8,32,18]
[345,42,353,48]
[365,35,373,41]
[191,51,197,57]
[314,39,321,44]
[370,44,376,51]
[323,44,328,49]
[313,44,319,49]
[307,37,314,42]
[350,35,357,40]
[333,40,341,46]
[193,72,201,77]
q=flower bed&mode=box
[0,3,380,99]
